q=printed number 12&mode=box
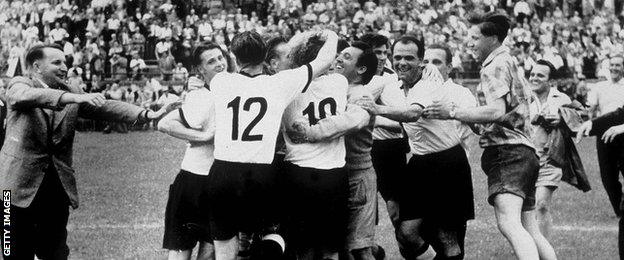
[227,96,267,141]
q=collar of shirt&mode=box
[533,87,564,112]
[482,45,509,68]
[36,78,52,89]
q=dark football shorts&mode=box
[281,162,348,251]
[163,170,212,250]
[481,144,539,211]
[206,160,281,241]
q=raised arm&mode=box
[308,30,338,78]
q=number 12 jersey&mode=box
[209,65,313,164]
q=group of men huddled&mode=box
[6,9,624,260]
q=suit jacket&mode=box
[591,105,624,137]
[547,106,590,192]
[0,76,146,209]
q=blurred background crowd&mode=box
[0,0,622,132]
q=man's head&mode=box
[391,35,424,85]
[423,44,452,81]
[466,12,510,62]
[333,41,377,85]
[231,31,267,67]
[191,44,228,83]
[265,36,290,74]
[360,33,389,74]
[609,55,624,82]
[529,59,556,94]
[25,44,68,87]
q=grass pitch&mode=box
[66,131,617,259]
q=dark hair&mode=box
[534,59,557,79]
[337,38,350,53]
[230,31,267,66]
[351,41,378,85]
[391,35,424,59]
[468,12,511,42]
[359,33,389,49]
[25,44,63,67]
[190,43,234,73]
[290,34,325,67]
[427,43,453,65]
[265,36,288,63]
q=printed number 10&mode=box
[302,97,337,125]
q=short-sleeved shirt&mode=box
[529,88,571,158]
[210,65,313,164]
[587,78,624,116]
[282,74,348,169]
[404,79,477,155]
[178,87,215,175]
[368,70,404,140]
[476,46,535,149]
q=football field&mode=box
[64,131,617,259]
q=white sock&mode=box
[262,233,286,253]
[415,245,436,260]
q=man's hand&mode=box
[576,120,593,143]
[602,124,624,144]
[424,101,455,120]
[353,96,379,115]
[148,99,183,119]
[74,93,106,107]
[285,119,311,144]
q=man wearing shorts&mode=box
[359,37,472,259]
[360,33,406,230]
[290,41,380,260]
[206,30,338,260]
[425,12,556,260]
[157,44,228,260]
[527,60,573,239]
[280,33,351,260]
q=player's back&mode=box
[282,74,349,169]
[209,65,313,164]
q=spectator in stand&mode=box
[159,51,176,81]
[172,62,188,82]
[68,69,85,91]
[49,22,69,44]
[129,51,147,80]
[110,52,128,81]
[155,38,172,60]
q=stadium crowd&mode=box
[2,0,624,260]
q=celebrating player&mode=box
[205,30,338,260]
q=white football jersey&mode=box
[210,65,313,163]
[403,79,477,155]
[282,74,349,169]
[178,87,215,175]
[367,72,405,140]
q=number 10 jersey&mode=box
[282,74,349,169]
[209,65,312,164]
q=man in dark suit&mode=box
[578,106,624,258]
[0,44,178,259]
